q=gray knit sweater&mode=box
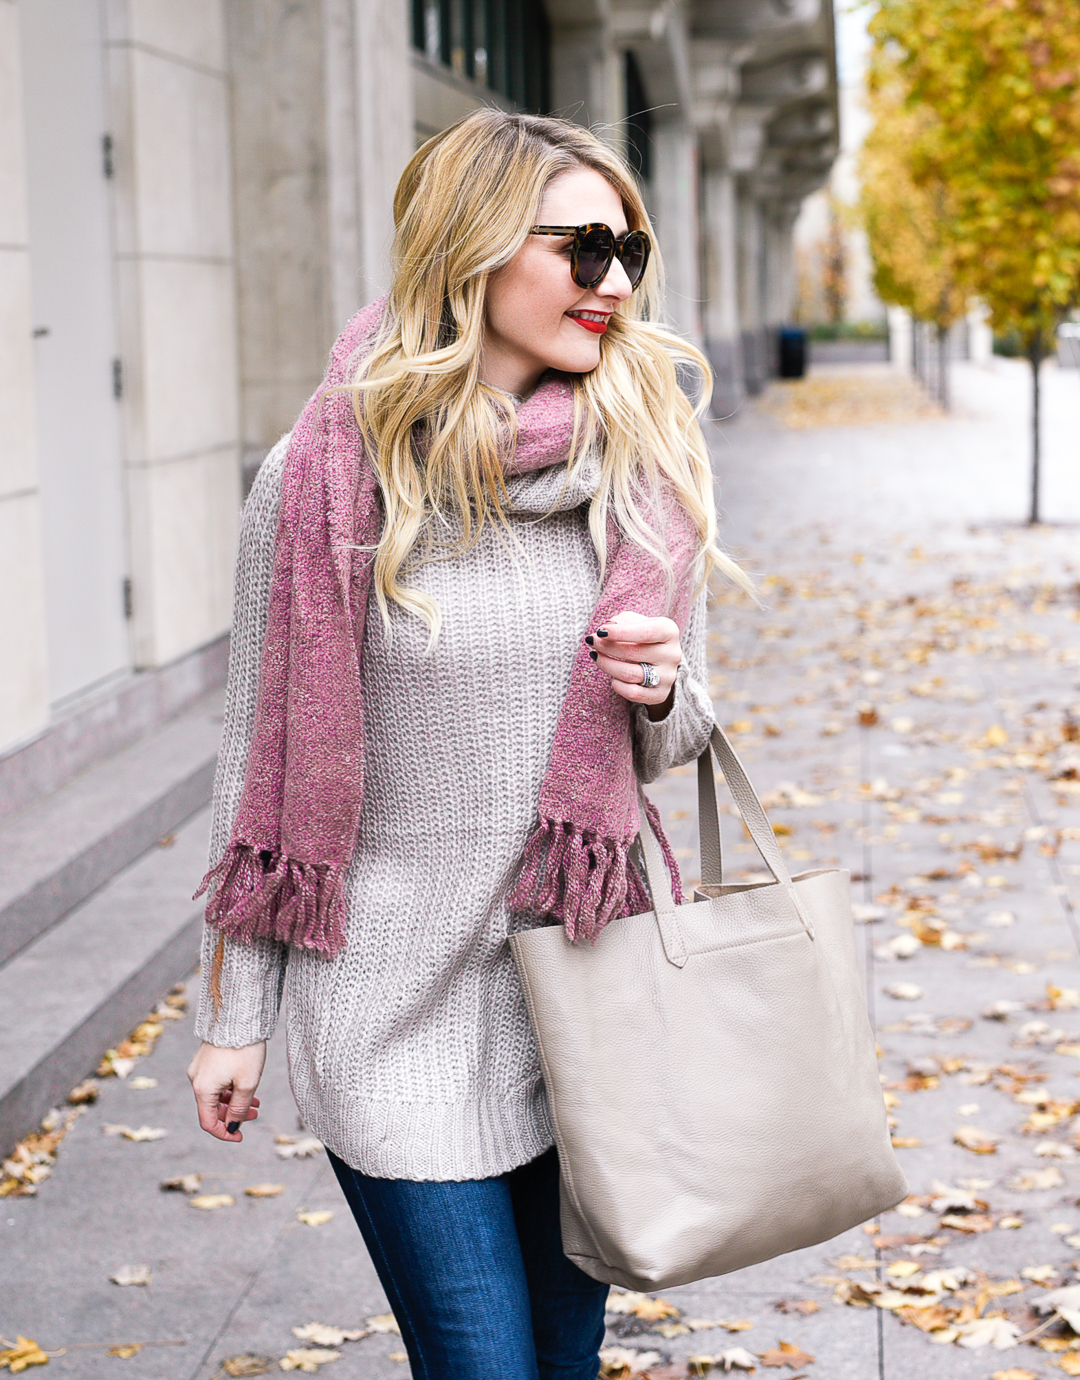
[194,434,715,1180]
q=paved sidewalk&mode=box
[4,355,1080,1380]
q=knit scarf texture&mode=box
[198,298,698,957]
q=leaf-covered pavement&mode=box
[3,357,1080,1378]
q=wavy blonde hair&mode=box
[340,108,747,641]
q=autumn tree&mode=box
[870,0,1080,522]
[859,48,967,407]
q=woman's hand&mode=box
[585,611,681,721]
[187,1040,266,1142]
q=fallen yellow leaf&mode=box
[190,1195,234,1211]
[244,1183,285,1198]
[0,1336,49,1372]
[278,1347,341,1373]
[221,1356,271,1377]
[107,1345,141,1359]
[759,1339,815,1368]
[296,1209,333,1227]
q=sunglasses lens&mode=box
[574,228,614,287]
[620,232,649,288]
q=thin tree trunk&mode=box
[937,324,950,410]
[1029,336,1043,525]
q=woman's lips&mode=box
[566,311,609,334]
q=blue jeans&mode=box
[327,1145,609,1380]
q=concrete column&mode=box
[550,21,625,141]
[967,303,993,366]
[888,306,912,373]
[105,0,241,668]
[700,163,741,411]
[736,184,766,391]
[353,0,413,301]
[0,0,49,750]
[226,1,334,479]
[651,117,702,345]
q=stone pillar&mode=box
[0,0,49,749]
[352,0,413,301]
[888,306,913,373]
[651,117,702,345]
[226,1,334,481]
[736,184,766,392]
[105,0,242,669]
[550,20,624,136]
[701,163,741,412]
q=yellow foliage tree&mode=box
[869,0,1080,522]
[860,52,966,332]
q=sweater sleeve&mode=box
[631,586,715,784]
[194,437,291,1048]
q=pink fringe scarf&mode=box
[198,300,698,956]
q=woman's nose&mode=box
[595,254,633,302]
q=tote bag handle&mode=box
[638,723,817,968]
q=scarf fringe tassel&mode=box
[195,844,347,958]
[510,809,683,945]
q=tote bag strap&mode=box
[638,722,816,960]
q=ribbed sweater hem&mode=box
[290,1067,555,1182]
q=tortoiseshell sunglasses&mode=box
[529,223,651,291]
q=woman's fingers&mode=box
[595,650,670,686]
[592,612,679,647]
[188,1040,267,1141]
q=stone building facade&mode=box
[0,0,836,761]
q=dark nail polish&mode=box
[227,1121,240,1135]
[589,649,598,661]
[584,635,594,646]
[597,629,608,637]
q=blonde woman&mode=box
[187,110,739,1380]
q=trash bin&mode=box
[778,326,807,379]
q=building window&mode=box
[624,51,652,185]
[413,0,550,112]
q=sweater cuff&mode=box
[633,661,715,783]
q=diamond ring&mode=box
[640,662,660,689]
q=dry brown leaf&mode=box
[364,1315,400,1334]
[955,1316,1021,1350]
[244,1183,284,1198]
[599,1347,663,1376]
[161,1174,202,1194]
[109,1265,151,1287]
[101,1124,167,1142]
[773,1301,819,1316]
[290,1325,366,1346]
[107,1344,142,1359]
[759,1341,814,1368]
[718,1350,759,1372]
[831,1255,877,1271]
[221,1357,271,1377]
[67,1079,99,1104]
[605,1291,680,1322]
[1009,1167,1064,1191]
[953,1125,999,1154]
[274,1137,323,1160]
[278,1347,341,1372]
[0,1336,49,1372]
[940,1212,995,1233]
[1060,1360,1080,1378]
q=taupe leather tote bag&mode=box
[510,724,907,1291]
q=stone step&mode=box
[0,690,222,967]
[0,804,211,1153]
